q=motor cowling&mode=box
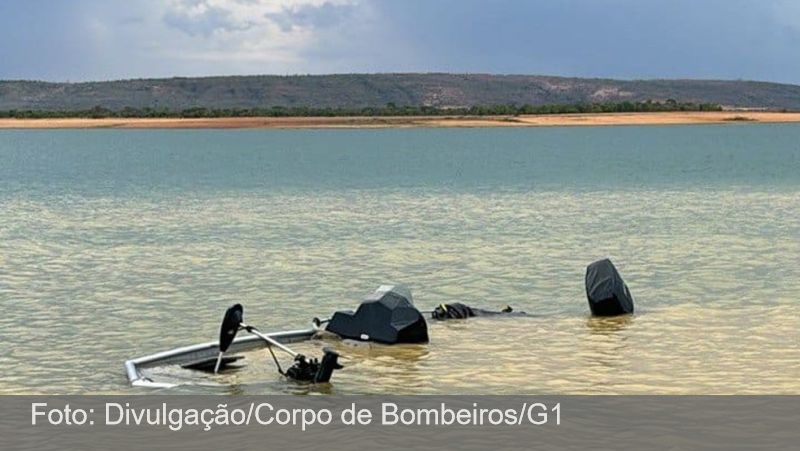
[585,259,635,316]
[326,285,429,344]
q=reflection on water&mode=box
[582,315,634,377]
[586,315,634,335]
[1,127,799,394]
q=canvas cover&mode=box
[326,285,429,344]
[585,259,635,316]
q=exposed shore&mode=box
[2,111,800,129]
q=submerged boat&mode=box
[124,285,529,387]
[124,285,415,387]
[125,261,635,387]
[124,327,320,388]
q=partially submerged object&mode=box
[214,304,342,383]
[126,268,639,388]
[585,258,635,316]
[125,285,425,388]
[124,305,341,388]
[326,285,429,344]
[124,327,317,388]
[431,302,518,320]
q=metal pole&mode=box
[243,323,298,358]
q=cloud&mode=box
[160,0,361,66]
[268,1,359,32]
[1,0,800,83]
[164,2,244,36]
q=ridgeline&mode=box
[1,73,799,114]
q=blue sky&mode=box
[1,0,799,83]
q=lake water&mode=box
[1,125,798,394]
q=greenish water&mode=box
[1,125,798,394]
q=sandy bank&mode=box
[1,111,800,129]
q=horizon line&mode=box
[2,72,799,87]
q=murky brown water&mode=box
[1,127,798,394]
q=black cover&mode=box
[219,304,243,352]
[326,285,429,344]
[585,259,634,316]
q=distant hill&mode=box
[2,73,800,111]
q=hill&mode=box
[2,73,800,111]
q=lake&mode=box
[1,124,798,394]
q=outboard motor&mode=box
[585,259,635,316]
[284,349,343,383]
[326,285,429,344]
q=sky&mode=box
[1,0,799,84]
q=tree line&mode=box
[0,100,722,119]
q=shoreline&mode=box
[2,111,800,129]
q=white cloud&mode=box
[160,0,361,67]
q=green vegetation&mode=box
[0,100,722,119]
[723,115,757,122]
